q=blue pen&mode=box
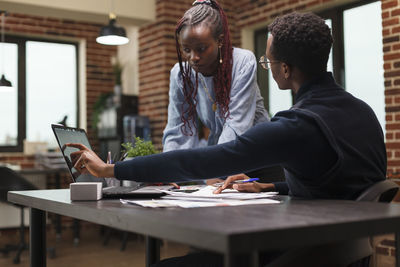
[233,178,259,184]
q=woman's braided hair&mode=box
[175,0,233,135]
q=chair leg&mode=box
[13,206,27,264]
[103,227,112,246]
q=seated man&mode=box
[67,11,386,266]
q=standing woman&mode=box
[163,0,269,151]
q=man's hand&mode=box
[205,178,225,185]
[213,173,249,194]
[66,143,115,178]
[213,173,276,194]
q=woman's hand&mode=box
[213,173,276,194]
[66,143,115,178]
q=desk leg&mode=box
[30,208,46,267]
[396,232,400,267]
[145,236,160,267]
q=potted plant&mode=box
[121,136,158,159]
[120,137,158,186]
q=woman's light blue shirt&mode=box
[163,47,269,152]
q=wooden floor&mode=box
[0,225,190,267]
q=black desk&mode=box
[8,189,400,267]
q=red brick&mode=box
[376,246,390,255]
[382,0,398,10]
[392,8,400,16]
[384,69,400,77]
[386,124,400,130]
[386,96,394,105]
[383,11,390,19]
[388,159,400,166]
[392,26,400,33]
[383,29,391,36]
[383,18,399,27]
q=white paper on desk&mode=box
[120,198,280,208]
[161,185,279,200]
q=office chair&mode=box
[0,167,56,263]
[263,179,399,267]
[0,166,38,263]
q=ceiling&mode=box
[0,0,156,26]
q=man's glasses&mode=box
[259,55,280,70]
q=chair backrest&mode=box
[0,167,38,203]
[356,179,399,203]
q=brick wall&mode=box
[2,12,117,156]
[382,0,400,175]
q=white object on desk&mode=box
[70,182,102,201]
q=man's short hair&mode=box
[268,12,333,75]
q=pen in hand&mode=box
[119,152,128,162]
[212,178,259,187]
[107,151,112,164]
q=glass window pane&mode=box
[267,35,292,116]
[0,43,18,146]
[344,2,385,136]
[26,41,77,148]
[268,72,292,116]
[325,19,334,73]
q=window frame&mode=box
[0,35,79,152]
[254,0,380,114]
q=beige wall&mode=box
[118,26,139,95]
[0,0,155,25]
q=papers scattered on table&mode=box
[162,185,279,200]
[120,185,280,208]
[120,198,279,208]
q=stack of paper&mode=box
[120,185,280,208]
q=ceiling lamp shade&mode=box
[0,74,11,87]
[96,13,129,46]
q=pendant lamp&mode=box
[0,10,13,90]
[96,12,129,46]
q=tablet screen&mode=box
[51,124,94,182]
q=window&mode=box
[343,2,385,136]
[0,36,78,152]
[0,43,18,146]
[255,0,385,133]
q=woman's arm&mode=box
[218,51,269,144]
[162,64,199,151]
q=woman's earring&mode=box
[219,46,223,64]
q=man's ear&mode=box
[282,63,291,79]
[217,34,224,47]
